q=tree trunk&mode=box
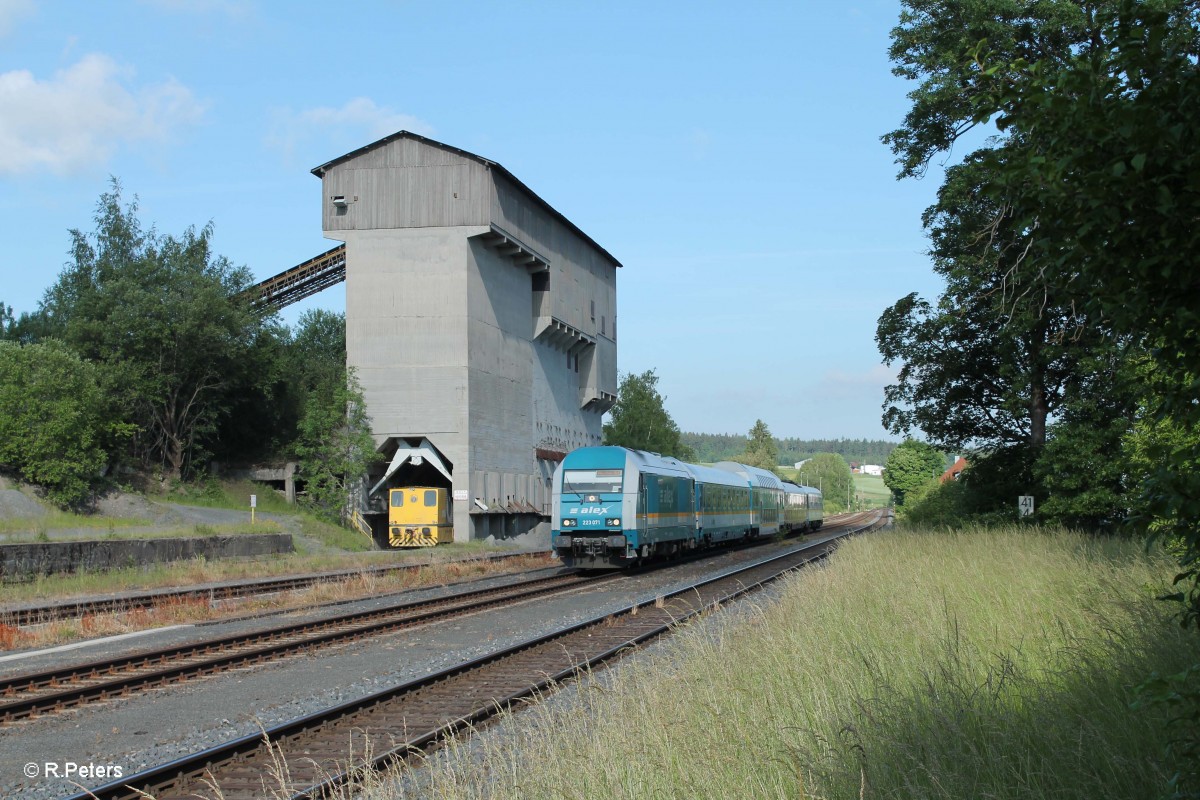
[1030,381,1048,448]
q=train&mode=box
[551,446,823,569]
[388,485,454,547]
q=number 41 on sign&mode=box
[1018,495,1034,517]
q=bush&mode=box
[899,477,968,526]
[0,341,130,507]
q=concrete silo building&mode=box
[311,132,619,542]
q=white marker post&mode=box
[250,494,257,525]
[1018,495,1034,517]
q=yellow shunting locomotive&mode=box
[388,486,454,547]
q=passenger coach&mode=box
[552,446,823,569]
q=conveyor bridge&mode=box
[246,244,347,311]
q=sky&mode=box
[0,0,952,441]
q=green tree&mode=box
[603,370,694,460]
[877,154,1106,453]
[287,309,348,393]
[885,8,1200,785]
[740,419,779,470]
[37,181,274,482]
[800,453,854,514]
[0,341,132,507]
[883,0,1105,180]
[883,439,944,507]
[294,371,379,522]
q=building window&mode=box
[590,299,595,321]
[601,315,606,336]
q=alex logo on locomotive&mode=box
[569,506,612,515]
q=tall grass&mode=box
[385,526,1197,800]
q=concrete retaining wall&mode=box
[0,534,295,581]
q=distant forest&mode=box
[681,433,898,467]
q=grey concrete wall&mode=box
[0,534,294,580]
[322,134,617,543]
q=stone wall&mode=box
[0,534,294,580]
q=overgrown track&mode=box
[68,510,888,800]
[0,551,549,628]
[0,571,614,723]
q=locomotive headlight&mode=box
[561,518,577,527]
[606,517,621,527]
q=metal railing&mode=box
[245,244,347,311]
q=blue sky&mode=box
[0,0,950,441]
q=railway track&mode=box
[0,570,615,723]
[67,509,888,800]
[0,551,550,628]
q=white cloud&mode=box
[266,97,435,164]
[0,54,207,177]
[0,0,33,38]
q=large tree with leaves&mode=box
[886,4,1200,784]
[883,439,945,507]
[603,370,694,460]
[800,453,855,513]
[877,154,1103,453]
[35,181,275,482]
[740,419,780,470]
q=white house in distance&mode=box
[861,464,884,476]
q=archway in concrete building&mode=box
[363,437,455,547]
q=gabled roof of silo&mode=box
[311,130,622,268]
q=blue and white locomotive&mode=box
[551,446,823,569]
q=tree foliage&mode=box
[294,370,378,522]
[682,433,896,467]
[877,154,1104,452]
[800,453,855,514]
[740,419,780,470]
[883,439,945,507]
[35,181,272,482]
[603,370,694,460]
[0,341,131,507]
[885,4,1200,784]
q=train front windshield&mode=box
[561,469,624,495]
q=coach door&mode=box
[638,476,648,541]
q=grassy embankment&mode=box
[0,479,548,629]
[353,526,1197,800]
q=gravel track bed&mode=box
[0,563,570,678]
[0,536,836,800]
[398,574,800,799]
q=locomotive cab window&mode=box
[390,490,403,508]
[424,489,437,507]
[562,469,623,494]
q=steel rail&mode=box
[0,571,615,723]
[66,510,887,800]
[1,551,549,628]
